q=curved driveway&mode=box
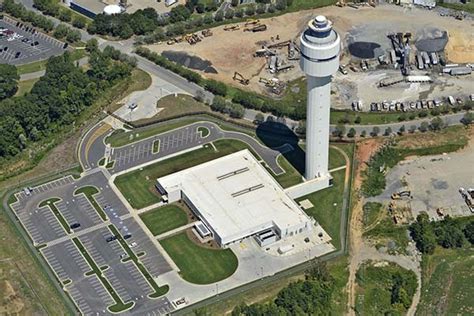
[81,121,284,175]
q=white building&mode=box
[299,16,340,189]
[156,150,315,248]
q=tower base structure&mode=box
[284,174,333,200]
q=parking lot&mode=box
[121,218,173,278]
[10,169,177,314]
[0,17,65,65]
[109,123,218,174]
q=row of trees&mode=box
[2,0,55,32]
[0,47,134,160]
[136,47,305,120]
[94,0,294,39]
[409,213,474,254]
[232,262,335,315]
[53,23,81,43]
[33,0,87,29]
[210,96,245,118]
[88,8,160,38]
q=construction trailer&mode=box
[416,53,424,69]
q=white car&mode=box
[129,242,137,248]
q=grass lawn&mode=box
[355,262,418,315]
[142,94,209,122]
[160,232,238,284]
[417,247,474,315]
[15,78,39,96]
[272,154,303,188]
[140,204,189,236]
[296,169,346,250]
[362,202,383,229]
[197,126,210,137]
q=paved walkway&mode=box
[155,222,196,240]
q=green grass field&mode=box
[355,262,418,315]
[417,247,474,315]
[362,202,383,229]
[140,204,189,236]
[115,139,253,209]
[160,232,238,284]
[296,170,346,250]
[15,78,40,96]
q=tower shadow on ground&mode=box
[256,121,305,176]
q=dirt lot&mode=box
[146,4,473,95]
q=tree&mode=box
[235,8,244,17]
[0,64,20,100]
[384,127,392,136]
[245,4,256,16]
[210,96,226,113]
[461,112,473,125]
[347,127,356,138]
[371,126,380,136]
[463,221,474,244]
[256,3,266,14]
[398,125,406,135]
[360,130,367,137]
[214,10,224,22]
[224,9,235,19]
[254,113,265,124]
[204,80,227,96]
[354,115,361,124]
[85,38,99,53]
[53,23,70,39]
[228,103,245,118]
[333,124,345,138]
[58,9,72,22]
[419,121,429,132]
[275,0,287,10]
[66,30,81,43]
[231,0,239,6]
[72,16,86,29]
[430,117,444,131]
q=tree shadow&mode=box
[256,120,305,176]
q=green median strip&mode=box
[108,225,169,298]
[72,238,133,313]
[152,140,160,154]
[74,187,107,221]
[39,198,71,234]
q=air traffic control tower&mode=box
[300,15,340,186]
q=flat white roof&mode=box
[157,150,312,244]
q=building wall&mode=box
[70,2,97,18]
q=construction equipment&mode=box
[224,24,240,31]
[254,48,276,57]
[245,19,260,27]
[201,29,213,37]
[233,72,249,85]
[391,191,411,200]
[276,64,294,72]
[259,78,285,95]
[244,24,267,32]
[436,208,445,217]
[387,32,411,76]
[288,41,300,60]
[267,40,291,49]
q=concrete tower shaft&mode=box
[300,15,340,181]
